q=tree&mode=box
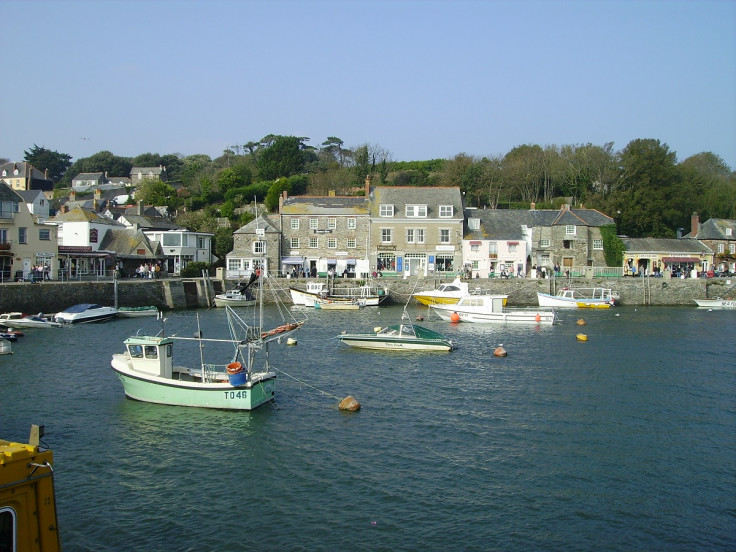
[503,145,545,203]
[63,151,133,186]
[23,144,72,182]
[257,136,309,180]
[135,177,177,208]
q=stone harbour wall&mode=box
[1,274,734,314]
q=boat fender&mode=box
[494,346,507,357]
[535,313,541,322]
[576,333,588,341]
[450,312,460,322]
[576,319,586,325]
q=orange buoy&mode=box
[494,346,507,357]
[450,312,460,322]
[577,318,586,325]
[339,396,361,411]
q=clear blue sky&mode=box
[3,0,735,170]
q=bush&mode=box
[181,261,212,277]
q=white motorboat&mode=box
[337,311,456,351]
[432,294,556,324]
[214,274,257,308]
[0,312,62,328]
[412,278,469,306]
[537,287,617,309]
[693,298,736,309]
[53,304,118,324]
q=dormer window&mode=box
[468,218,480,230]
[439,205,453,218]
[405,205,427,218]
[379,204,394,217]
[1,170,6,177]
[727,228,733,236]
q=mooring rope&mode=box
[272,366,342,401]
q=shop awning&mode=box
[662,257,700,263]
[469,241,482,245]
[281,256,305,264]
[507,241,519,245]
[327,258,337,264]
[346,259,356,265]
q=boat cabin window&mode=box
[144,346,158,359]
[0,508,17,551]
[129,345,143,358]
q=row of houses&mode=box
[1,162,734,283]
[225,179,736,280]
[0,178,213,282]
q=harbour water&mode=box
[2,305,734,551]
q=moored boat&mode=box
[537,287,616,309]
[0,425,60,551]
[0,312,62,328]
[290,280,386,307]
[111,276,305,411]
[412,277,469,306]
[337,311,456,351]
[314,299,363,310]
[432,294,556,324]
[54,303,118,324]
[214,274,258,308]
[693,298,736,309]
[116,306,160,318]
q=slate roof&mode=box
[0,181,23,202]
[280,195,370,215]
[622,237,712,254]
[686,218,736,240]
[464,208,529,240]
[0,162,52,182]
[72,172,105,181]
[234,214,280,234]
[369,186,463,218]
[529,208,614,227]
[119,214,183,231]
[16,190,45,202]
[51,206,124,226]
[98,228,163,259]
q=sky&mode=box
[3,0,735,171]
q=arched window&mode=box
[90,228,98,243]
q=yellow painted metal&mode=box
[0,437,60,552]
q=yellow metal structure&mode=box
[0,428,60,552]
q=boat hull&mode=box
[694,299,736,309]
[537,292,613,309]
[337,334,454,351]
[117,307,159,318]
[412,295,461,306]
[290,287,383,307]
[433,306,556,324]
[111,358,276,410]
[213,297,256,308]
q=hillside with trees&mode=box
[21,135,736,243]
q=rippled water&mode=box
[2,305,734,551]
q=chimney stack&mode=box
[365,174,372,197]
[530,202,536,210]
[138,200,144,215]
[691,212,699,237]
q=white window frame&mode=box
[381,228,392,244]
[439,228,450,244]
[347,217,356,229]
[566,225,576,235]
[468,218,480,230]
[252,241,265,254]
[540,239,550,248]
[290,237,299,248]
[309,218,318,230]
[291,218,300,230]
[328,218,336,230]
[406,204,428,218]
[308,237,318,248]
[379,204,394,217]
[439,205,453,218]
[718,243,725,253]
[327,237,337,248]
[406,229,415,243]
[346,237,356,248]
[593,239,603,250]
